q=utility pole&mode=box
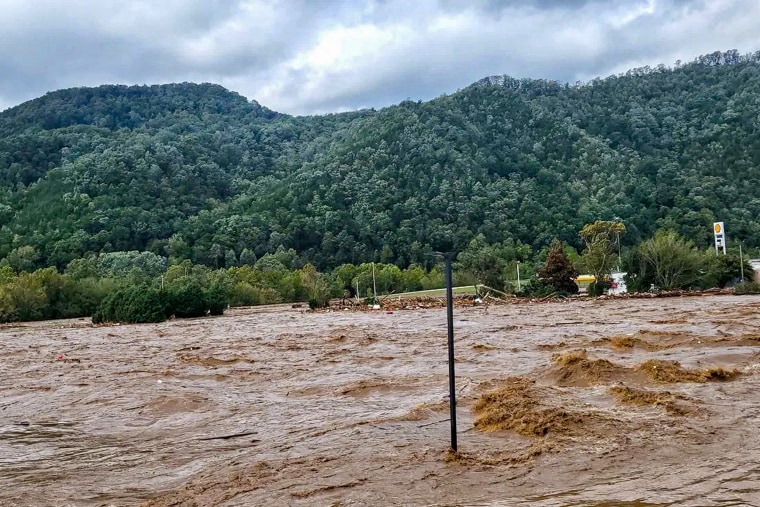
[740,242,745,282]
[443,253,458,452]
[427,250,458,452]
[372,262,377,300]
[516,261,521,292]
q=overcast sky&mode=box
[1,0,759,115]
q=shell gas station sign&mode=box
[714,222,726,254]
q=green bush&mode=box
[258,287,282,305]
[0,287,17,322]
[517,279,555,298]
[67,277,120,316]
[166,276,207,318]
[204,282,229,316]
[7,273,48,321]
[308,298,328,310]
[587,280,611,297]
[734,281,760,295]
[230,281,259,306]
[363,295,379,306]
[92,285,169,324]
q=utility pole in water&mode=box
[428,250,458,452]
[443,253,457,452]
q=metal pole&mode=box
[444,254,458,452]
[740,242,745,282]
[516,261,521,293]
[372,262,377,300]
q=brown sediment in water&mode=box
[472,377,605,437]
[537,341,570,350]
[649,318,688,324]
[637,360,741,383]
[593,335,661,350]
[547,349,637,387]
[443,439,558,467]
[550,349,590,365]
[141,457,340,507]
[636,329,689,337]
[730,333,760,345]
[393,402,450,421]
[545,350,741,387]
[290,479,368,499]
[6,296,760,506]
[337,378,419,397]
[634,329,695,348]
[609,385,695,416]
[176,353,255,367]
[606,329,697,349]
[598,330,760,350]
[472,343,499,351]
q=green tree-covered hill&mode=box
[2,50,760,270]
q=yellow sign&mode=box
[714,222,726,254]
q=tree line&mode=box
[0,222,753,324]
[2,51,760,272]
[0,249,447,323]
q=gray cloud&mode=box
[0,0,758,115]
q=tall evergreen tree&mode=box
[538,239,579,294]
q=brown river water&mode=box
[2,295,760,506]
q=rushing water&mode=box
[2,296,760,506]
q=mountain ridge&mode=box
[1,49,759,270]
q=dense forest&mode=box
[2,49,760,273]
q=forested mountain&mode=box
[2,49,760,271]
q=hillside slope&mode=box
[1,50,759,269]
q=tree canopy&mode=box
[2,51,760,270]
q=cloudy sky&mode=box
[1,0,759,115]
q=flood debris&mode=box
[310,287,743,314]
[197,431,258,441]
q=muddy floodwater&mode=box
[3,295,760,506]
